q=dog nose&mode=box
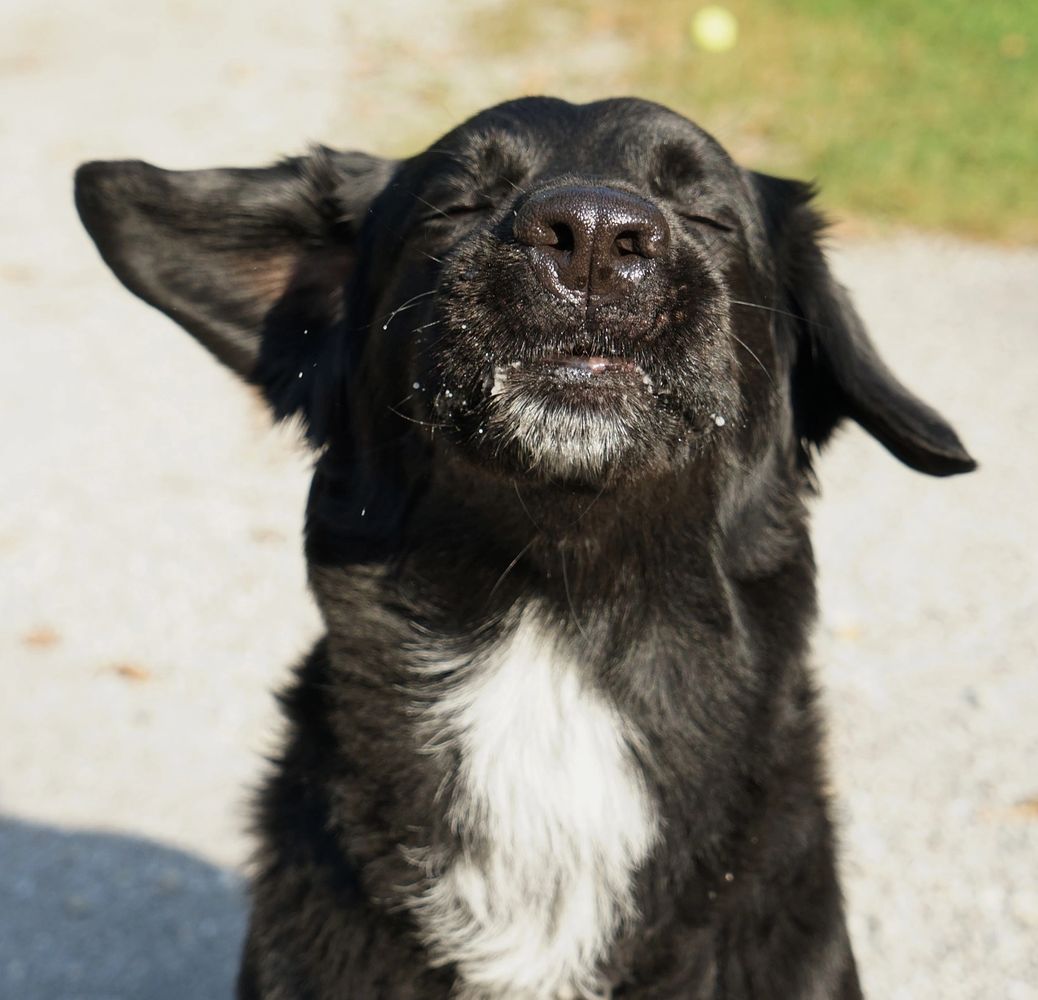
[513,185,669,302]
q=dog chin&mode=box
[483,357,660,483]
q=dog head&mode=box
[76,97,974,526]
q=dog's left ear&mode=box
[750,172,975,477]
[75,149,396,442]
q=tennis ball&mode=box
[690,6,738,53]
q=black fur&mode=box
[75,97,975,999]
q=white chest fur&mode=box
[410,613,657,999]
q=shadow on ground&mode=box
[1,816,247,1000]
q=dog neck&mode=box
[305,436,812,682]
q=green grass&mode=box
[448,0,1036,243]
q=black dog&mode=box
[75,97,974,999]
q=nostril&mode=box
[549,222,575,255]
[614,231,641,257]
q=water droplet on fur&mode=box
[445,390,453,399]
[723,872,735,882]
[412,382,421,390]
[713,414,726,427]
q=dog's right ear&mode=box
[75,149,396,441]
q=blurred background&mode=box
[2,1,1035,997]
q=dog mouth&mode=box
[489,355,655,398]
[422,331,733,484]
[463,352,666,483]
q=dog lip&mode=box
[489,355,654,395]
[536,355,638,375]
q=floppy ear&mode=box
[750,172,975,477]
[74,148,396,442]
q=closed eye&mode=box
[441,202,491,218]
[415,194,491,225]
[411,194,494,256]
[676,211,736,233]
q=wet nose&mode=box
[513,185,670,303]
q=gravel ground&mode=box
[2,3,1036,998]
